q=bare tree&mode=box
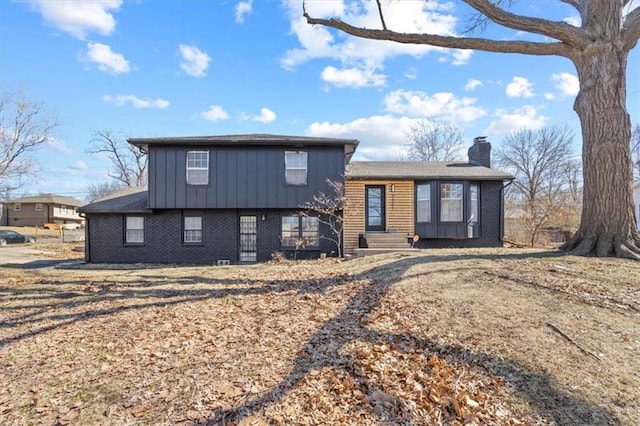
[304,1,640,258]
[300,179,348,258]
[86,181,126,202]
[406,120,465,161]
[496,126,579,246]
[0,89,58,197]
[88,129,147,188]
[632,124,640,180]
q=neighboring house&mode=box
[344,137,513,253]
[634,181,640,231]
[79,135,358,263]
[4,194,85,228]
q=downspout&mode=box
[499,179,514,243]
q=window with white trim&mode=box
[470,184,479,223]
[125,216,144,244]
[184,216,203,243]
[416,184,431,223]
[60,204,68,214]
[186,151,209,185]
[285,151,307,185]
[440,183,463,222]
[14,203,21,211]
[35,203,43,212]
[281,215,319,247]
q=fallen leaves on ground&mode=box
[0,248,638,425]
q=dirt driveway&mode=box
[0,242,83,268]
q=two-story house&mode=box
[79,134,358,263]
[4,194,85,228]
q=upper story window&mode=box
[285,151,307,185]
[125,216,144,244]
[187,151,209,185]
[60,204,68,214]
[14,203,21,211]
[440,183,463,222]
[416,183,431,223]
[35,203,43,212]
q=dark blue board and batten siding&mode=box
[148,146,345,209]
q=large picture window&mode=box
[440,183,463,222]
[416,183,431,223]
[184,216,203,243]
[285,151,307,185]
[126,216,144,244]
[186,151,209,185]
[281,215,319,247]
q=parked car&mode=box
[0,230,36,245]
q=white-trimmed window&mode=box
[186,151,209,185]
[14,203,21,211]
[126,216,144,244]
[416,184,431,223]
[285,151,307,185]
[470,184,479,224]
[60,204,68,214]
[35,203,43,212]
[440,183,463,222]
[184,216,203,243]
[281,215,319,247]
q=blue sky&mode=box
[1,0,639,200]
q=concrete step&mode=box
[352,248,418,257]
[363,232,411,249]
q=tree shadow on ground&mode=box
[206,252,616,425]
[0,249,616,424]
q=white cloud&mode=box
[383,89,487,122]
[103,95,170,109]
[451,49,473,65]
[280,0,458,72]
[506,76,534,98]
[200,105,229,121]
[465,79,483,91]
[544,93,555,100]
[179,44,211,77]
[235,1,253,24]
[321,65,386,88]
[485,105,548,135]
[81,42,130,74]
[307,114,421,160]
[551,72,579,97]
[254,108,277,123]
[70,160,88,171]
[25,0,122,39]
[46,137,74,155]
[404,67,418,80]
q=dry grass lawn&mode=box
[0,248,638,425]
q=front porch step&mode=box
[363,232,411,249]
[352,248,418,257]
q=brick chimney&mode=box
[468,136,491,168]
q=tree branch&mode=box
[559,0,585,13]
[462,0,588,47]
[622,6,640,50]
[303,14,572,57]
[375,0,387,30]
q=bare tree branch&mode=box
[623,6,640,49]
[375,0,387,30]
[303,13,572,57]
[559,0,585,13]
[88,129,147,188]
[0,89,58,195]
[405,120,465,162]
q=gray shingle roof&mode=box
[8,193,85,206]
[79,187,150,214]
[346,161,513,180]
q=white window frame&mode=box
[35,203,43,212]
[14,203,21,211]
[440,183,464,222]
[186,151,209,185]
[125,216,144,244]
[416,183,431,223]
[60,204,68,215]
[184,216,203,243]
[285,151,308,185]
[470,183,479,224]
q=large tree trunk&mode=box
[562,44,640,259]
